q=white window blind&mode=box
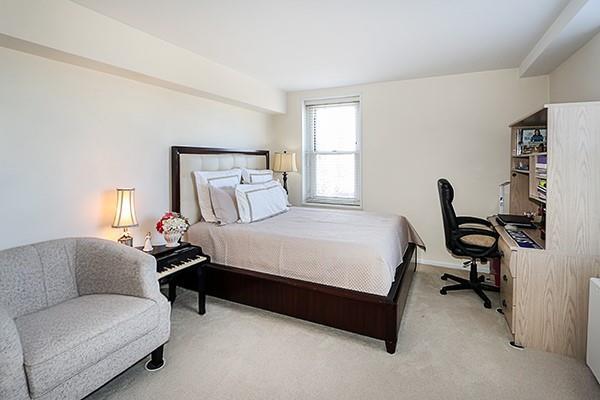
[303,96,361,206]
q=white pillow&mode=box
[193,169,241,222]
[241,168,273,183]
[235,181,289,223]
[208,185,239,225]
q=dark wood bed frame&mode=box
[171,146,418,353]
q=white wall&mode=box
[550,31,600,103]
[273,69,548,266]
[0,0,286,113]
[0,47,272,250]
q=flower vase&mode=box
[163,232,182,247]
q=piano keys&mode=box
[155,245,207,279]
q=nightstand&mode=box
[137,242,209,314]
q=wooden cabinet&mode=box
[496,102,600,360]
[545,103,600,254]
[495,236,600,359]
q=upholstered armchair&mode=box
[0,238,170,400]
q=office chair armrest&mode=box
[455,228,499,240]
[453,228,499,258]
[456,216,492,227]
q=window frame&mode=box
[301,95,363,208]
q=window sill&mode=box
[301,201,362,211]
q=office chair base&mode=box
[440,272,499,309]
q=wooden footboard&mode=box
[385,243,418,353]
[178,244,417,353]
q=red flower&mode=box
[156,220,164,234]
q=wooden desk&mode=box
[489,216,600,360]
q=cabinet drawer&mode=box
[498,237,515,276]
[500,254,516,334]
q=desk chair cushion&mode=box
[459,234,496,248]
[458,223,496,247]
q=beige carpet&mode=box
[88,265,600,400]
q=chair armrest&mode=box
[457,216,492,227]
[453,228,499,258]
[455,228,499,240]
[0,306,29,400]
[75,238,161,301]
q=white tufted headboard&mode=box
[171,146,269,224]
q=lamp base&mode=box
[117,230,134,247]
[282,171,288,193]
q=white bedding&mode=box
[186,207,425,295]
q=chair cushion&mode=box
[15,294,159,398]
[457,223,496,248]
[459,234,496,248]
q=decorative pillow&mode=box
[235,181,289,223]
[193,169,242,222]
[208,185,239,225]
[241,168,273,184]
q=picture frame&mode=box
[517,128,547,154]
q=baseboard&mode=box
[418,258,491,274]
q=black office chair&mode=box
[437,178,500,308]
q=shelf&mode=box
[514,152,547,157]
[512,169,530,175]
[535,174,547,179]
[530,195,546,204]
[512,152,548,158]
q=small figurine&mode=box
[142,232,154,252]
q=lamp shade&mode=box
[112,188,139,228]
[273,152,298,173]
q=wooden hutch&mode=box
[494,102,600,360]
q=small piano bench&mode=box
[137,242,209,314]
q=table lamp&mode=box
[112,188,138,246]
[273,151,297,193]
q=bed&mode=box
[171,146,424,353]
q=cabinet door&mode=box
[546,103,600,254]
[509,172,536,215]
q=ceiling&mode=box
[72,0,571,91]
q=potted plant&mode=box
[155,212,190,247]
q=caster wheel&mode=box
[441,275,448,281]
[484,302,492,309]
[440,289,447,295]
[145,359,165,371]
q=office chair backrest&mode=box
[438,178,458,251]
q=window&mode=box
[303,96,361,206]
